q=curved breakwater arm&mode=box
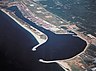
[1,9,48,51]
[39,59,72,71]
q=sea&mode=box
[0,8,65,71]
[0,1,88,71]
[37,0,96,36]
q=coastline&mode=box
[21,0,89,60]
[1,1,89,70]
[1,9,48,51]
[33,1,90,61]
[64,30,90,61]
[1,8,71,71]
[30,1,90,70]
[39,59,72,71]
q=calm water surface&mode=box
[0,6,87,71]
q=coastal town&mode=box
[0,0,96,71]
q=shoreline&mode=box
[26,0,89,60]
[35,1,90,61]
[39,59,72,71]
[1,8,71,71]
[64,30,90,61]
[1,9,48,51]
[31,1,90,69]
[1,1,90,70]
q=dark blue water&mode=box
[39,0,96,36]
[0,6,87,71]
[0,10,64,71]
[7,6,87,60]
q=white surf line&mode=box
[1,9,48,51]
[32,36,48,51]
[39,59,72,71]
